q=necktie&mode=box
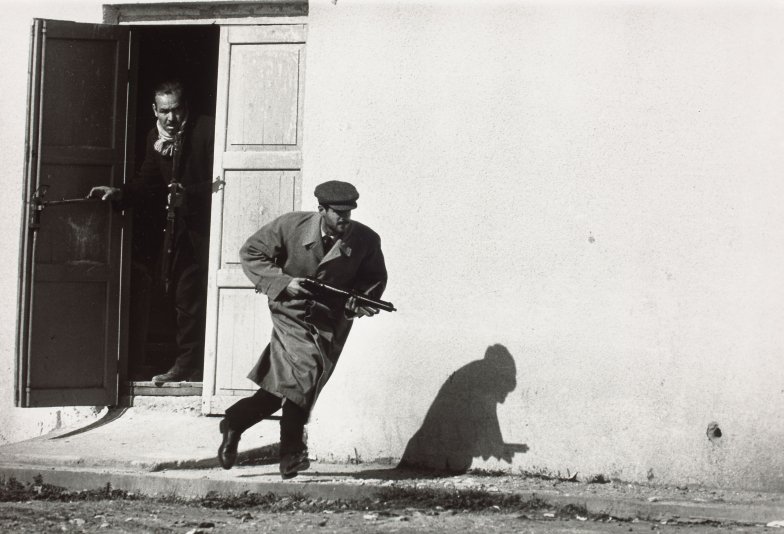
[322,235,334,253]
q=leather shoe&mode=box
[280,450,310,479]
[151,366,192,385]
[218,419,240,470]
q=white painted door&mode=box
[202,24,307,414]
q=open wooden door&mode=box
[16,20,130,407]
[202,24,307,414]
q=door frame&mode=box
[16,17,43,406]
[106,2,309,413]
[103,1,308,26]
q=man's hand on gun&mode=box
[87,186,122,201]
[345,296,379,318]
[285,277,314,298]
[168,183,185,207]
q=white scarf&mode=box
[153,117,188,156]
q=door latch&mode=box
[28,185,101,230]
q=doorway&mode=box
[126,25,219,390]
[17,13,308,410]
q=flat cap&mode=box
[314,180,359,210]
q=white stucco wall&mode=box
[1,0,782,491]
[302,0,784,491]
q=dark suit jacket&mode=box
[120,115,215,262]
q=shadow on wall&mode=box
[398,343,528,473]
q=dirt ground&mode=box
[0,477,784,534]
[0,476,774,534]
[0,499,773,533]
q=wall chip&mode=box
[706,422,722,441]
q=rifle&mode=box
[161,132,184,294]
[303,277,397,313]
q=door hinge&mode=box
[28,185,47,231]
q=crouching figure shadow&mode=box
[399,343,528,473]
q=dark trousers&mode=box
[225,389,309,456]
[171,253,206,371]
[129,232,206,373]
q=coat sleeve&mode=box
[240,217,292,301]
[354,235,388,300]
[117,128,166,209]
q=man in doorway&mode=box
[217,181,388,479]
[89,81,215,384]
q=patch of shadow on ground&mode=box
[302,466,473,481]
[152,443,281,471]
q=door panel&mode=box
[214,290,272,395]
[30,282,108,389]
[203,24,306,414]
[41,38,121,148]
[35,165,113,264]
[227,48,302,147]
[17,20,129,407]
[220,170,299,267]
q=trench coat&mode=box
[240,211,388,410]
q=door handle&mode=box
[28,185,102,230]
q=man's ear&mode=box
[152,102,158,116]
[317,205,326,215]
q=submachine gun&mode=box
[161,132,185,294]
[303,277,397,313]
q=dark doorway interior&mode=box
[127,25,219,383]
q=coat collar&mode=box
[301,213,322,249]
[301,212,353,263]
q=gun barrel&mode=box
[304,278,396,312]
[161,136,183,294]
[354,293,396,312]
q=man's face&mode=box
[319,205,352,237]
[153,93,187,135]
